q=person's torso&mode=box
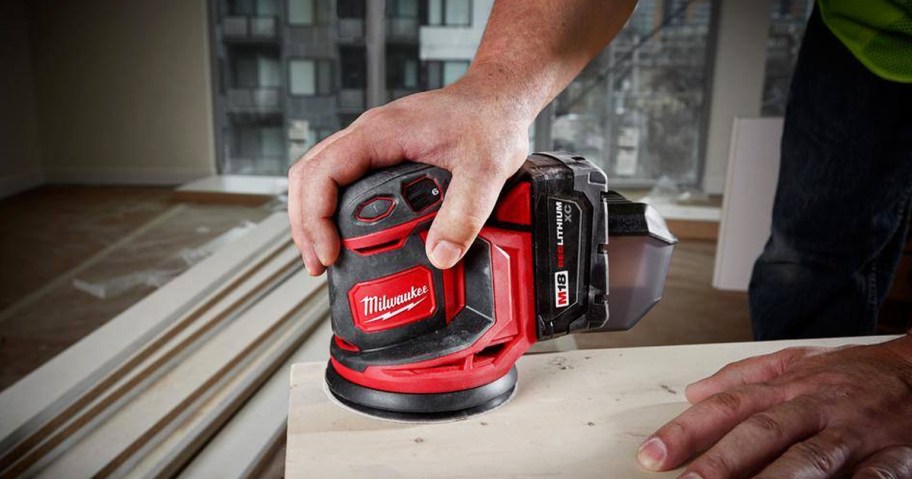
[817,0,912,83]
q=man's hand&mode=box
[287,0,637,275]
[638,334,912,478]
[287,81,533,275]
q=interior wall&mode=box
[701,0,772,194]
[0,0,44,199]
[26,0,217,185]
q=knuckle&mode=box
[744,412,786,438]
[708,391,744,416]
[693,451,733,478]
[854,466,898,479]
[791,440,843,474]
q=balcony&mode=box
[337,18,364,41]
[222,16,278,41]
[337,89,366,113]
[226,88,283,114]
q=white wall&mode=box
[701,0,772,194]
[26,0,217,185]
[0,0,44,199]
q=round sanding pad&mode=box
[324,363,518,423]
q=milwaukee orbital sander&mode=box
[325,152,676,421]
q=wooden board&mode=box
[174,175,287,205]
[0,213,290,452]
[179,318,333,479]
[286,335,894,478]
[33,270,323,478]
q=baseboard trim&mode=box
[0,170,45,200]
[45,166,216,186]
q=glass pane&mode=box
[258,55,281,87]
[233,54,258,88]
[550,0,714,186]
[404,60,418,88]
[442,61,468,85]
[256,0,279,16]
[426,61,442,89]
[444,0,470,26]
[289,60,316,95]
[761,0,813,116]
[261,127,284,156]
[394,0,419,18]
[317,60,333,94]
[427,0,442,25]
[288,0,314,25]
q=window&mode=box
[761,0,813,116]
[289,59,333,95]
[337,0,365,19]
[425,60,469,89]
[388,46,420,90]
[387,0,419,19]
[288,0,330,26]
[231,50,280,88]
[547,0,715,186]
[424,0,471,27]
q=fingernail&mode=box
[637,437,667,470]
[429,240,462,269]
[312,242,330,266]
[678,473,703,479]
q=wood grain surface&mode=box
[287,336,894,478]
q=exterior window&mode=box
[288,0,330,26]
[337,0,365,19]
[549,0,716,186]
[425,60,469,89]
[289,59,333,95]
[388,0,419,19]
[424,0,471,27]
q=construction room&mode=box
[2,0,911,477]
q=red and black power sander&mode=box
[325,152,676,421]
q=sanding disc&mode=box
[324,363,518,423]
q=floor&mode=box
[0,185,275,390]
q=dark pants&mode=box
[749,8,912,340]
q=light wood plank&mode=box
[0,213,291,454]
[286,336,894,479]
[0,243,300,476]
[179,318,332,479]
[121,299,328,479]
[34,270,324,478]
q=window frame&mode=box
[287,58,335,97]
[422,0,472,27]
[286,0,331,26]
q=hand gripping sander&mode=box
[325,152,676,421]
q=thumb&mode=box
[425,168,506,269]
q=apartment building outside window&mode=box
[288,59,333,96]
[424,0,471,27]
[287,0,331,25]
[210,0,721,187]
[425,60,469,89]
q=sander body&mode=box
[325,152,676,420]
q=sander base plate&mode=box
[324,363,518,423]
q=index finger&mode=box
[289,123,405,272]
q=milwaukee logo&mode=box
[361,285,429,323]
[349,266,437,333]
[555,270,570,308]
